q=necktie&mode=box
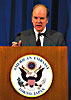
[36,33,46,46]
[36,34,41,46]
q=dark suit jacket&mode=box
[15,29,65,46]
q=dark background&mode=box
[0,0,71,99]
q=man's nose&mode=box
[37,18,41,22]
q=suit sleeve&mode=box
[57,33,66,46]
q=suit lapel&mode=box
[44,29,56,46]
[27,29,36,46]
[26,29,56,46]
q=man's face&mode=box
[32,6,48,32]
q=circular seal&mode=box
[10,54,53,98]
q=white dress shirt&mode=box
[34,27,46,46]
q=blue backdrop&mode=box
[0,0,71,99]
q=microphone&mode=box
[8,33,22,46]
[8,39,14,45]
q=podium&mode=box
[0,46,68,100]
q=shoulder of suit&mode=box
[46,29,63,37]
[16,29,33,37]
[17,29,33,37]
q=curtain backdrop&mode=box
[0,0,71,99]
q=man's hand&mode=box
[12,40,21,47]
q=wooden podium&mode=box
[0,46,68,100]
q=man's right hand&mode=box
[12,40,21,47]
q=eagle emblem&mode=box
[17,63,46,90]
[11,55,53,97]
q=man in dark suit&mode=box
[12,4,65,46]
